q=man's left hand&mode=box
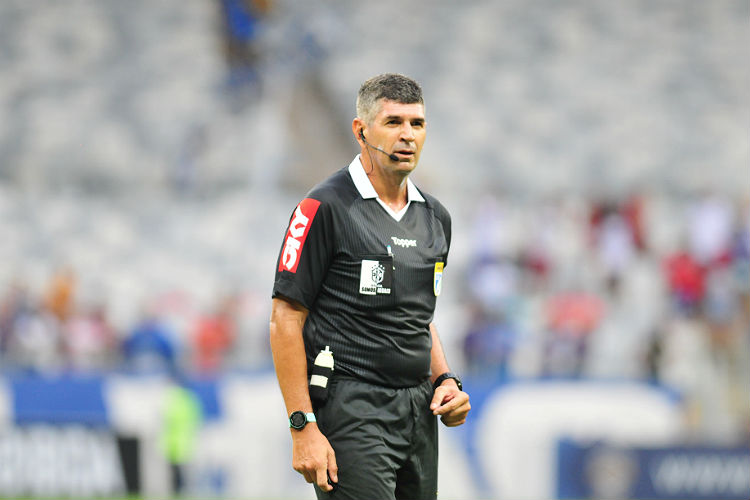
[430,381,470,427]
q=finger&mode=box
[429,388,445,411]
[442,406,469,422]
[328,449,339,483]
[317,466,332,492]
[437,404,471,423]
[432,395,461,415]
[429,388,455,411]
[440,401,471,425]
[293,463,310,481]
[442,416,466,427]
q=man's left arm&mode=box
[429,322,470,426]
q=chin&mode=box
[395,162,417,173]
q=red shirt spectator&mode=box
[664,251,705,309]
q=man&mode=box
[161,370,202,496]
[270,73,470,500]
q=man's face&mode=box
[366,99,426,174]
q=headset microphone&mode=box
[360,131,399,162]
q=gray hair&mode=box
[356,73,424,125]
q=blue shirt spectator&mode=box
[122,316,177,373]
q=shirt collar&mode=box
[347,155,425,203]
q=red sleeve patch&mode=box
[278,198,321,273]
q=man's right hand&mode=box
[271,298,337,491]
[292,424,338,492]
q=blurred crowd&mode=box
[0,270,251,377]
[460,189,750,443]
[1,189,748,445]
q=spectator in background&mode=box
[462,304,518,381]
[621,192,647,252]
[663,248,705,314]
[519,243,551,292]
[192,296,237,374]
[687,191,734,267]
[589,198,640,290]
[5,300,62,373]
[218,0,272,100]
[0,280,31,361]
[62,303,118,373]
[468,255,521,316]
[542,292,604,377]
[162,370,203,496]
[44,266,76,323]
[594,208,636,288]
[122,307,178,373]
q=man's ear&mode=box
[352,118,366,145]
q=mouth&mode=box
[393,149,415,161]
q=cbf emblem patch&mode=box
[433,262,444,296]
[359,259,393,295]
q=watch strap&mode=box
[433,372,462,392]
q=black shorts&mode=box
[314,376,438,500]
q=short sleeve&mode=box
[442,212,452,266]
[435,203,452,267]
[272,197,333,309]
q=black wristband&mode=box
[433,372,462,392]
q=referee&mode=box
[270,73,470,500]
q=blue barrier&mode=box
[7,372,223,426]
[558,439,750,500]
[11,374,109,426]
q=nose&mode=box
[399,122,416,142]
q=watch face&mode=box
[455,378,463,391]
[290,411,307,429]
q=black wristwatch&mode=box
[289,411,316,430]
[433,372,462,392]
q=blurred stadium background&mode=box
[0,0,748,499]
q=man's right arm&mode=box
[269,297,338,491]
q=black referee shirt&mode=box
[272,156,451,388]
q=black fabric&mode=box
[313,377,438,500]
[272,166,452,388]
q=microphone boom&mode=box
[362,135,399,162]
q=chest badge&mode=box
[433,262,444,296]
[360,259,393,295]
